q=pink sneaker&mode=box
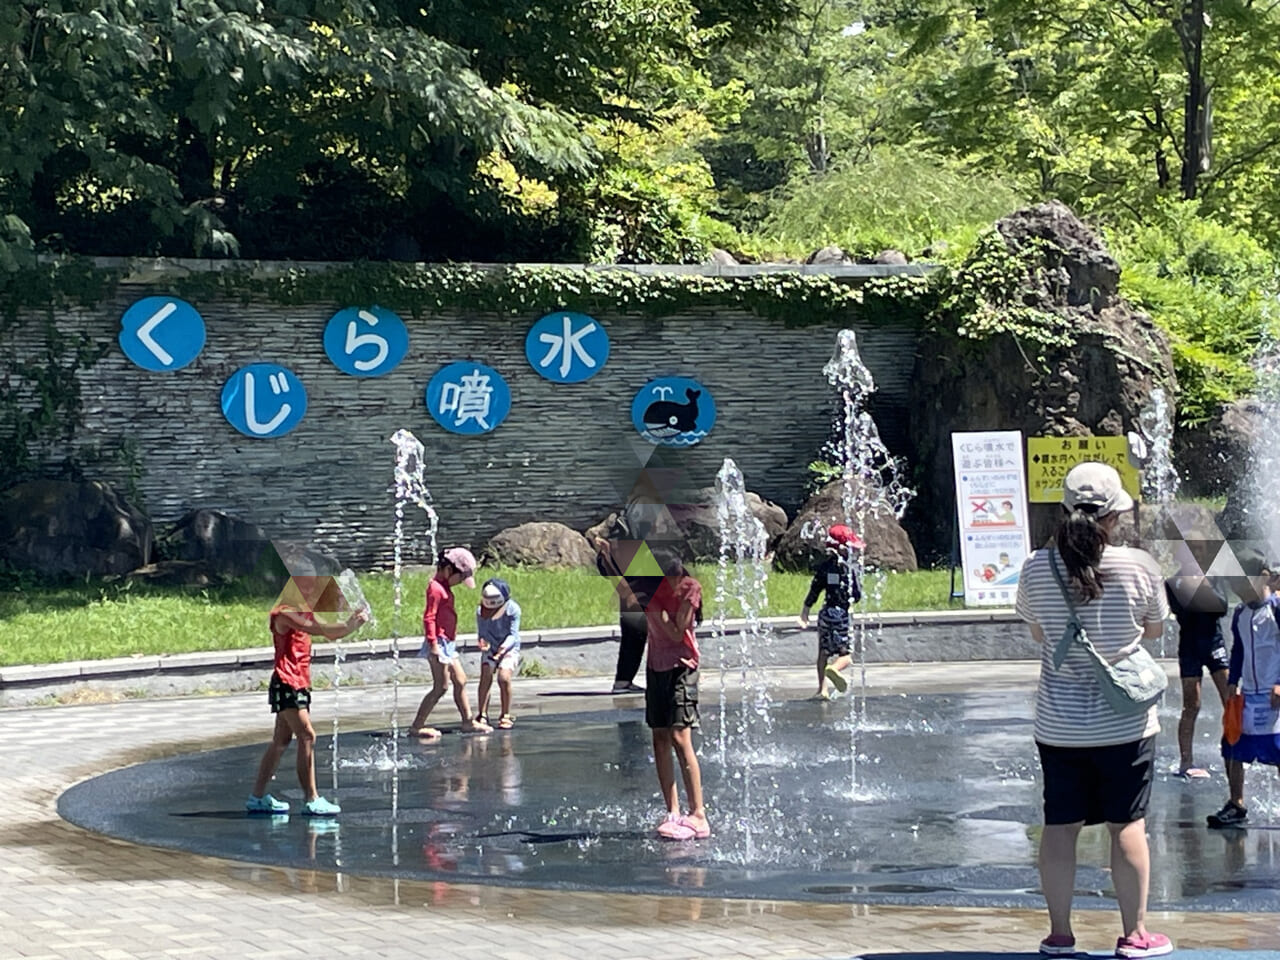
[1039,934,1077,956]
[1115,932,1173,958]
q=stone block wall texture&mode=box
[7,279,920,568]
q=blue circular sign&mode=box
[426,361,512,435]
[525,311,610,383]
[631,377,716,446]
[323,305,409,377]
[118,296,206,371]
[221,364,308,439]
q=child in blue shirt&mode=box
[1207,557,1280,828]
[475,578,521,730]
[797,524,863,699]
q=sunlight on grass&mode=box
[0,566,963,666]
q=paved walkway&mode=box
[3,663,1279,960]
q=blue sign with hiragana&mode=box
[426,361,511,435]
[525,311,609,383]
[631,377,716,447]
[221,364,308,438]
[118,296,206,371]
[323,305,409,377]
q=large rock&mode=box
[0,480,152,577]
[667,488,789,561]
[584,490,787,563]
[908,202,1177,557]
[158,509,339,585]
[773,481,918,572]
[807,244,852,265]
[485,521,596,569]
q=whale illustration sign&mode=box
[631,376,716,446]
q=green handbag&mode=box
[1048,550,1167,715]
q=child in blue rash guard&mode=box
[475,578,521,729]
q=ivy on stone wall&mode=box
[930,232,1076,358]
[167,261,936,328]
[0,260,123,487]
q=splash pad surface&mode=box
[58,689,1280,912]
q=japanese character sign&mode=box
[1026,435,1141,503]
[118,296,206,371]
[525,311,610,383]
[952,430,1030,607]
[426,361,512,435]
[323,305,409,377]
[631,376,716,446]
[221,364,308,438]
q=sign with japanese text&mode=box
[221,364,308,438]
[1026,435,1140,503]
[323,306,409,377]
[525,311,610,383]
[426,361,512,435]
[952,430,1030,607]
[118,296,206,371]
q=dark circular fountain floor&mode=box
[58,692,1280,911]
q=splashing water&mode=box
[330,568,375,790]
[822,330,914,795]
[1139,386,1180,507]
[389,429,439,862]
[1249,341,1280,561]
[712,458,780,863]
[1136,386,1180,657]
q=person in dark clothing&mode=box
[594,536,664,694]
[1166,565,1230,779]
[797,523,864,700]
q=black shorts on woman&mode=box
[1038,736,1156,825]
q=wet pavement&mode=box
[4,662,1279,958]
[58,689,1280,912]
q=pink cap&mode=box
[443,547,477,588]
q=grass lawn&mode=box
[0,566,961,667]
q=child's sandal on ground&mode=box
[497,714,515,729]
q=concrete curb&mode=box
[0,610,1022,688]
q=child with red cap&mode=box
[798,523,864,700]
[409,547,492,738]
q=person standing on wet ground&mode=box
[248,575,368,817]
[797,523,864,700]
[1015,462,1172,959]
[1206,552,1280,829]
[409,547,492,738]
[594,525,665,695]
[646,548,709,841]
[475,577,521,730]
[1166,552,1231,779]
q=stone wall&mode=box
[5,269,923,568]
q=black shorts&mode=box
[1037,737,1155,826]
[646,666,699,729]
[1178,632,1230,679]
[818,607,851,658]
[269,672,312,713]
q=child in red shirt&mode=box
[645,550,709,841]
[409,547,492,738]
[248,575,367,817]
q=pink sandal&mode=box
[656,814,710,841]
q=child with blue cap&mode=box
[475,577,522,729]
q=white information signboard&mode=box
[952,430,1032,607]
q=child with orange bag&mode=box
[1207,553,1280,828]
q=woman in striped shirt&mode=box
[1015,462,1172,959]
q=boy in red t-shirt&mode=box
[248,575,367,816]
[409,547,492,739]
[645,550,710,841]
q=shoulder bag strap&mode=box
[1048,549,1087,669]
